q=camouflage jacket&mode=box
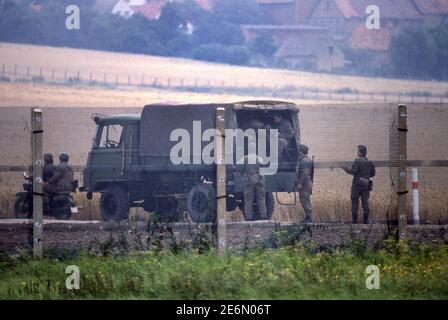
[48,162,74,192]
[297,156,313,191]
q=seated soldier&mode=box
[44,153,75,205]
[272,113,294,160]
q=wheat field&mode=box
[1,42,448,96]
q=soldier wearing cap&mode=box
[342,145,376,224]
[297,145,313,223]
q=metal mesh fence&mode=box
[0,104,447,222]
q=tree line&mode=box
[0,0,447,81]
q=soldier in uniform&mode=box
[272,113,295,160]
[43,153,56,183]
[45,153,75,196]
[342,145,376,224]
[239,143,267,221]
[297,145,313,224]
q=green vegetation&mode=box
[0,0,273,66]
[1,241,447,299]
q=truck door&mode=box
[123,124,140,174]
[91,123,124,181]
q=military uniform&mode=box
[241,154,267,220]
[274,118,294,159]
[344,155,376,224]
[47,162,75,194]
[297,146,313,223]
[43,160,56,183]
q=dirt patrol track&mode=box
[0,219,447,254]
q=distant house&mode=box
[112,0,136,18]
[413,0,448,27]
[258,0,448,52]
[93,0,120,14]
[256,0,320,25]
[108,0,212,20]
[242,24,345,71]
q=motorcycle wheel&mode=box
[14,192,32,219]
[54,202,72,220]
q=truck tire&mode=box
[238,192,274,221]
[100,185,129,221]
[187,184,216,223]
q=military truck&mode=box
[80,101,301,222]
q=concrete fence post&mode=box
[216,107,227,256]
[31,108,44,258]
[397,104,408,240]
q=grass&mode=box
[0,241,447,299]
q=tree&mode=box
[389,26,438,79]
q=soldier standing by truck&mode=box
[240,143,267,221]
[297,145,313,224]
[342,145,376,224]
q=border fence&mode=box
[1,63,447,103]
[1,103,448,226]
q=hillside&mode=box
[1,42,447,101]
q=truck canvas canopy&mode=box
[139,101,300,157]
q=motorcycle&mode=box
[14,172,79,220]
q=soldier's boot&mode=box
[352,211,358,224]
[301,208,312,224]
[363,211,370,224]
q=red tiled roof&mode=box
[334,0,360,18]
[413,0,448,14]
[196,0,212,11]
[132,1,166,20]
[349,23,395,51]
[132,0,212,20]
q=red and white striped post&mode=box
[412,168,420,225]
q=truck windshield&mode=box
[98,124,123,148]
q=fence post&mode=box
[397,104,408,240]
[31,108,44,258]
[216,107,227,256]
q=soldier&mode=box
[272,113,294,160]
[342,145,376,224]
[239,143,267,221]
[43,153,56,183]
[297,145,313,224]
[45,153,75,195]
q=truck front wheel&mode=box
[100,185,129,221]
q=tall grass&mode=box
[1,242,447,299]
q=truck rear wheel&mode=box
[187,184,216,223]
[100,185,129,221]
